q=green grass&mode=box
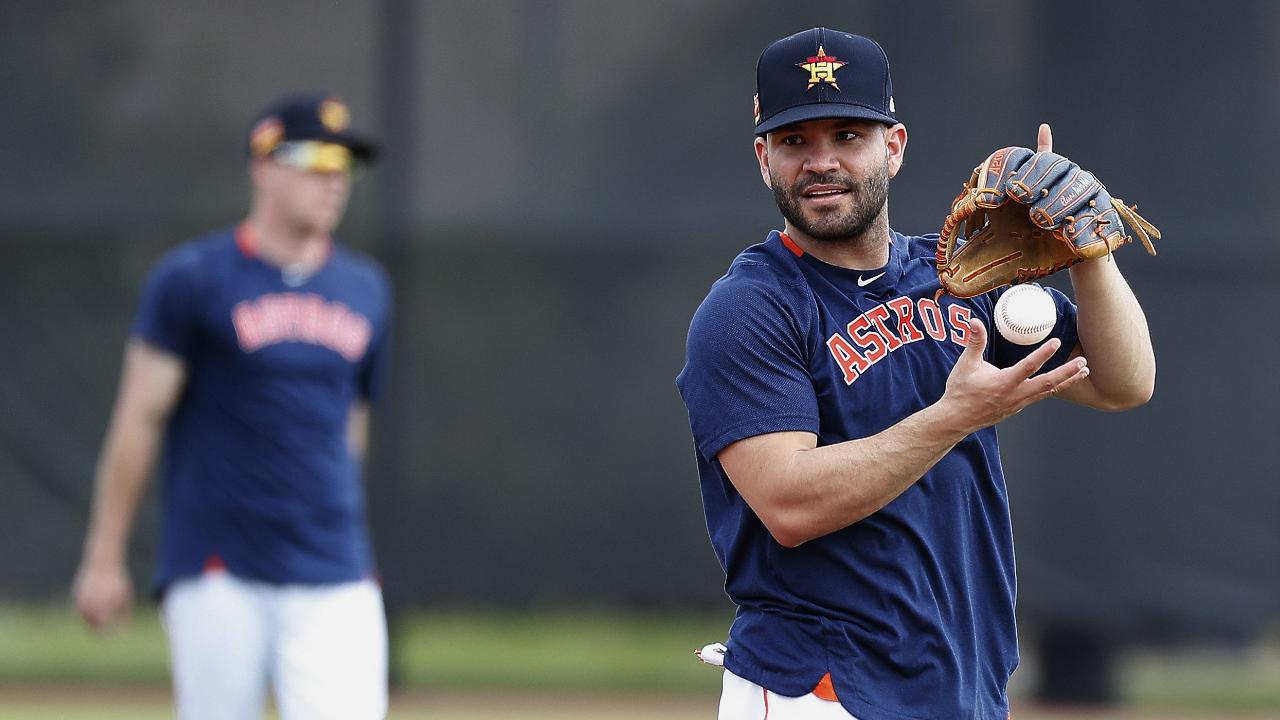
[0,604,728,693]
[0,605,169,684]
[1125,643,1280,711]
[0,691,713,720]
[393,609,725,693]
[0,701,171,720]
[1,604,1277,715]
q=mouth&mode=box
[800,184,851,205]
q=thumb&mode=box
[1037,123,1053,152]
[958,317,988,365]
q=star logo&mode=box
[797,46,846,90]
[318,98,351,132]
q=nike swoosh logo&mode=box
[857,272,886,287]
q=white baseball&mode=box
[994,284,1056,345]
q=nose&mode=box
[801,143,840,175]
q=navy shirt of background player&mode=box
[677,230,1079,720]
[133,223,392,593]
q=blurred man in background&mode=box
[72,93,393,720]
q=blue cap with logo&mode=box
[247,93,377,163]
[754,27,896,136]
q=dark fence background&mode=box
[2,0,1276,653]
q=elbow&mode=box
[1124,381,1155,410]
[768,524,810,549]
[760,504,873,549]
[1118,367,1157,410]
[757,506,815,549]
[1095,378,1154,411]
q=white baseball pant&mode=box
[719,668,861,720]
[162,569,387,720]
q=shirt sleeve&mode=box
[987,284,1080,372]
[131,247,201,360]
[357,270,394,402]
[676,270,820,460]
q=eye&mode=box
[781,134,804,146]
[836,130,859,142]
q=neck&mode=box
[246,209,330,271]
[783,211,892,271]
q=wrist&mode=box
[1069,254,1120,283]
[81,535,128,569]
[919,398,974,445]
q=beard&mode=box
[771,160,889,244]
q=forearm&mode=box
[758,403,970,547]
[721,320,1088,548]
[81,341,182,566]
[1067,257,1155,408]
[81,420,162,565]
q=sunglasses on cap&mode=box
[269,141,354,173]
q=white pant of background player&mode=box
[720,669,860,719]
[162,569,388,720]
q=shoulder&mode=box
[689,241,816,347]
[709,235,814,306]
[331,244,392,295]
[146,227,235,285]
[699,250,809,321]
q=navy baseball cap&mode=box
[754,28,897,135]
[247,93,377,163]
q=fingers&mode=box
[1009,337,1062,379]
[1037,123,1053,152]
[78,599,109,632]
[88,609,113,633]
[73,575,131,633]
[77,595,112,631]
[957,317,988,367]
[1008,152,1074,209]
[85,595,131,633]
[1026,356,1089,403]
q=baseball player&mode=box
[72,93,393,720]
[677,28,1155,719]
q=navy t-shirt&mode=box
[134,224,393,592]
[676,230,1079,720]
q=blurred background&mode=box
[1,0,1277,717]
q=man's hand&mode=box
[937,318,1090,435]
[72,558,133,632]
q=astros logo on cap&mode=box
[797,46,845,91]
[318,98,351,132]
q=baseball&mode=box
[994,284,1056,345]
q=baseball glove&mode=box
[936,147,1160,299]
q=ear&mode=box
[248,157,274,193]
[249,157,265,183]
[884,123,908,178]
[754,135,772,189]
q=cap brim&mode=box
[755,102,896,136]
[301,131,377,162]
[333,133,377,162]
